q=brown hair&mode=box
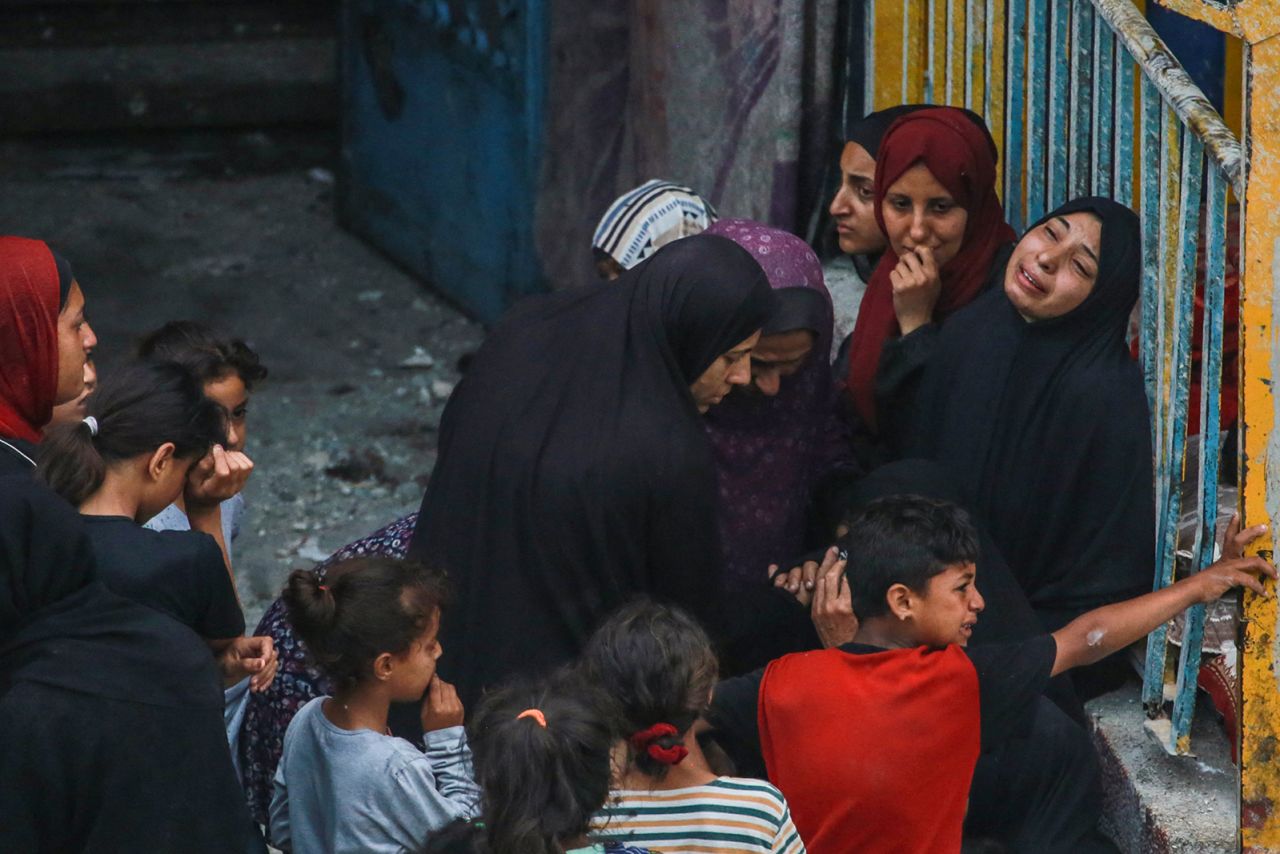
[282,557,450,692]
[579,599,718,779]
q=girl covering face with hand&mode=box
[270,557,480,853]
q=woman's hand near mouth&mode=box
[890,246,942,335]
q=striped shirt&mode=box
[594,776,806,854]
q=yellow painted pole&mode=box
[1238,30,1280,851]
[1147,4,1280,843]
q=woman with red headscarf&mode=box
[844,107,1015,442]
[0,236,97,474]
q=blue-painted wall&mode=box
[339,0,547,324]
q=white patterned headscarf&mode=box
[592,180,718,270]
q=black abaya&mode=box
[408,235,783,704]
[0,475,248,853]
[906,197,1154,618]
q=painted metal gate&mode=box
[864,0,1280,845]
[338,0,547,323]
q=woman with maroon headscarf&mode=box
[844,107,1015,444]
[0,236,97,474]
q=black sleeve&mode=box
[187,533,245,639]
[705,668,766,778]
[875,323,939,454]
[965,635,1057,753]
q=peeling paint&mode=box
[1240,27,1280,850]
[1091,0,1245,193]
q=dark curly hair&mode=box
[137,320,268,390]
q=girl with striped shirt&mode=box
[583,601,805,854]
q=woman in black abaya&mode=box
[906,197,1154,633]
[0,476,249,853]
[408,234,801,705]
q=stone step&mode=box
[1089,684,1236,853]
[0,1,336,133]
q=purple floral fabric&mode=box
[238,513,418,824]
[703,219,852,591]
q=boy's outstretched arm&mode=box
[1051,552,1275,677]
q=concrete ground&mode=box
[0,129,484,627]
[1089,681,1236,853]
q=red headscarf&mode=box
[0,237,62,442]
[845,107,1016,431]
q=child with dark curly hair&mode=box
[139,319,267,561]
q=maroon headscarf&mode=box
[703,219,852,590]
[0,237,63,443]
[845,107,1015,431]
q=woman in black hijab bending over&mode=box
[409,234,812,705]
[905,197,1154,642]
[0,476,249,853]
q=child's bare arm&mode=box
[1051,554,1274,677]
[185,444,253,589]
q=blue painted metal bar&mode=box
[1138,76,1162,418]
[1088,0,1244,196]
[901,0,911,105]
[1144,126,1202,725]
[1069,0,1094,198]
[945,0,956,104]
[864,1,875,114]
[1004,0,1028,232]
[1113,30,1136,209]
[983,0,995,126]
[1141,104,1177,717]
[1046,0,1071,209]
[1092,14,1115,197]
[964,0,977,109]
[1025,0,1050,226]
[1170,163,1226,751]
[926,0,937,102]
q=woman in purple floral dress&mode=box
[238,513,417,823]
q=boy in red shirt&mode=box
[708,495,1273,853]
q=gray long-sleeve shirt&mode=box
[269,697,480,853]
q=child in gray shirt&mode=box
[269,557,480,853]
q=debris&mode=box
[398,346,435,369]
[431,380,455,401]
[295,536,330,563]
[357,289,383,303]
[307,167,335,185]
[324,448,390,484]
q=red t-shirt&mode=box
[759,645,979,853]
[708,637,1056,854]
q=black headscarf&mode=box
[905,197,1153,618]
[51,249,74,308]
[844,104,997,161]
[409,235,775,704]
[844,104,928,158]
[0,475,249,852]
